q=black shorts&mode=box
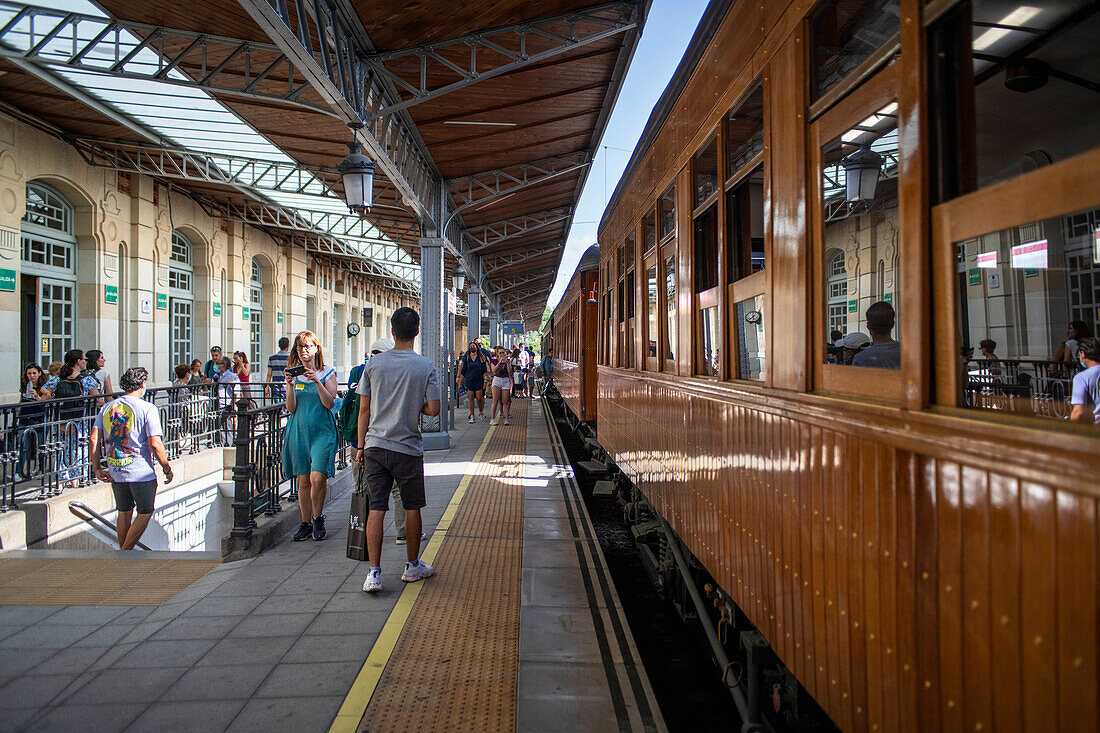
[111,479,158,515]
[362,447,426,512]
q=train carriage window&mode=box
[694,134,719,209]
[644,208,657,255]
[659,184,677,368]
[622,233,635,369]
[659,186,676,241]
[645,255,659,368]
[813,64,903,399]
[694,203,719,377]
[810,0,901,104]
[725,82,767,381]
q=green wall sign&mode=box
[156,292,167,310]
[0,268,16,292]
[967,268,980,286]
[104,285,118,304]
[242,306,250,320]
[277,311,283,324]
[847,299,857,313]
[213,302,221,316]
[884,292,892,305]
[1023,268,1039,278]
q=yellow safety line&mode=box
[330,425,498,733]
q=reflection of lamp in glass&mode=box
[841,143,883,202]
[588,281,598,304]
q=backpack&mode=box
[338,363,364,445]
[54,377,85,422]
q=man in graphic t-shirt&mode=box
[89,367,173,550]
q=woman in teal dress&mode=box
[281,330,340,541]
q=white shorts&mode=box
[492,376,512,390]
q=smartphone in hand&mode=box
[285,365,306,378]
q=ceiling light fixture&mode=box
[337,123,375,215]
[972,6,1042,52]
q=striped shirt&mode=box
[268,350,290,381]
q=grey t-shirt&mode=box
[851,340,901,369]
[356,349,441,456]
[93,395,163,483]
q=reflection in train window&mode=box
[646,260,658,362]
[820,100,900,369]
[699,305,719,378]
[694,134,719,208]
[810,0,900,102]
[660,185,676,241]
[956,206,1099,420]
[664,250,677,364]
[736,294,766,381]
[726,84,764,179]
[727,166,764,282]
[644,207,656,254]
[930,0,1100,201]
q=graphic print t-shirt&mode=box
[94,395,163,483]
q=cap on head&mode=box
[369,338,395,355]
[836,332,871,350]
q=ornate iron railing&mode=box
[965,358,1082,419]
[0,381,284,510]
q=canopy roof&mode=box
[0,0,647,324]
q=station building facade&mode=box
[0,114,418,401]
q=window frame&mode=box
[810,63,903,400]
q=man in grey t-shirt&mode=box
[356,307,442,592]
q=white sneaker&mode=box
[401,560,434,582]
[468,415,475,423]
[362,569,382,593]
[504,417,510,425]
[489,418,498,425]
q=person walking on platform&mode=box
[348,338,415,543]
[489,345,513,426]
[89,367,173,550]
[282,331,340,542]
[457,340,488,422]
[356,307,441,593]
[266,336,291,402]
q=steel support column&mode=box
[488,308,500,349]
[466,287,481,343]
[419,236,448,449]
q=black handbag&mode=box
[346,467,368,561]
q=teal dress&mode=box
[281,366,338,478]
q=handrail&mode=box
[67,500,151,551]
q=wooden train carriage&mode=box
[552,245,600,423]
[595,0,1100,731]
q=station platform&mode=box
[0,395,664,733]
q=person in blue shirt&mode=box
[1070,338,1100,425]
[457,341,488,422]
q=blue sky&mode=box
[542,0,709,316]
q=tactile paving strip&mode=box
[359,400,528,733]
[0,557,219,605]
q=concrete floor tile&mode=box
[106,607,155,626]
[321,591,399,615]
[125,699,246,733]
[517,660,611,699]
[252,661,361,698]
[522,567,605,609]
[195,636,297,667]
[226,695,344,732]
[274,572,348,596]
[516,693,619,733]
[160,664,272,701]
[118,619,170,644]
[525,485,566,501]
[151,615,243,640]
[519,606,602,664]
[26,702,146,733]
[251,593,333,616]
[32,645,113,676]
[228,563,299,583]
[74,624,135,647]
[523,500,570,519]
[227,612,316,639]
[0,672,80,708]
[0,624,99,649]
[182,595,265,617]
[45,606,129,625]
[65,667,187,705]
[220,578,285,596]
[111,638,217,668]
[0,606,63,625]
[300,611,377,636]
[524,515,575,540]
[521,539,583,570]
[286,631,378,663]
[0,648,54,677]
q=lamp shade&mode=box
[454,267,465,291]
[841,144,883,202]
[338,141,376,213]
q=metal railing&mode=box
[0,381,285,510]
[230,390,353,539]
[965,358,1082,419]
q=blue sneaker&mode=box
[293,521,312,541]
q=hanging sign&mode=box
[1010,239,1047,269]
[155,292,167,310]
[104,285,118,304]
[977,251,998,269]
[0,268,15,292]
[242,306,250,320]
[967,268,981,286]
[502,322,525,336]
[213,302,221,316]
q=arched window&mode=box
[826,249,848,336]
[21,181,77,366]
[168,231,194,374]
[249,258,264,365]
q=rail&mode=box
[229,390,353,539]
[67,500,151,551]
[964,358,1081,419]
[0,381,284,511]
